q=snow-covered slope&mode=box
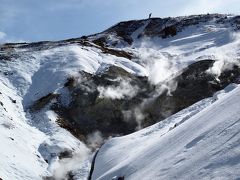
[0,79,49,179]
[0,47,92,179]
[0,14,240,179]
[92,84,240,180]
[0,44,146,179]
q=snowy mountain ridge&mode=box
[0,14,240,179]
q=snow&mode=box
[92,84,240,180]
[0,15,240,179]
[0,76,49,179]
[130,17,240,78]
[0,42,149,179]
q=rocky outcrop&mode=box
[2,13,239,149]
[89,14,232,47]
[48,60,240,145]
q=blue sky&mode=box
[0,0,239,43]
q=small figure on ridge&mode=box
[149,13,152,19]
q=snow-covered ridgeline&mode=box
[0,14,240,179]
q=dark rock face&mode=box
[102,20,147,45]
[0,52,20,61]
[30,93,59,112]
[52,66,153,140]
[90,14,231,47]
[144,60,240,124]
[3,13,238,148]
[48,60,240,144]
[232,16,240,30]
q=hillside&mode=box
[0,14,240,179]
[92,84,240,180]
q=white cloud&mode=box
[0,31,25,44]
[0,31,8,44]
[0,31,7,40]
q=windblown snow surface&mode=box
[92,84,240,180]
[0,14,240,179]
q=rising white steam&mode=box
[47,132,104,179]
[122,108,146,130]
[86,131,104,150]
[135,45,180,97]
[97,78,139,99]
[207,32,240,77]
[50,146,90,180]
